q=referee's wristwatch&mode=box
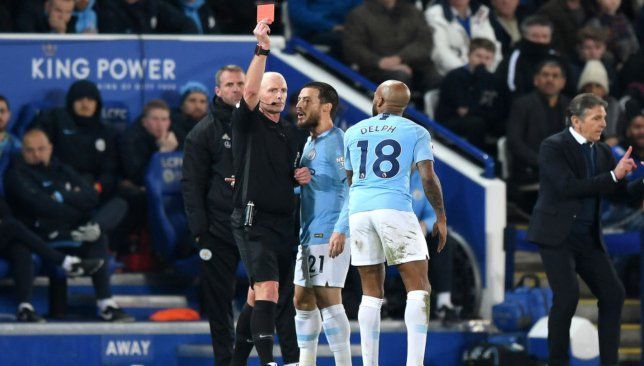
[254,44,270,56]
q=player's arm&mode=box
[243,20,271,110]
[417,159,447,252]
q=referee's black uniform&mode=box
[230,97,300,364]
[182,97,238,366]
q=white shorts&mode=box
[294,243,350,288]
[349,209,429,266]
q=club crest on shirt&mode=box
[199,249,212,261]
[95,138,106,152]
[222,134,231,149]
[306,149,316,161]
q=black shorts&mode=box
[231,208,296,286]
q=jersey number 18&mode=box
[357,139,402,179]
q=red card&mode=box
[257,3,275,24]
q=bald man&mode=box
[228,20,301,366]
[344,80,448,365]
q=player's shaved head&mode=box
[372,80,410,116]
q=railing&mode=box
[284,37,496,179]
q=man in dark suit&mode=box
[527,93,640,366]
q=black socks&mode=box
[231,303,254,366]
[251,300,277,365]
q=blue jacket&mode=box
[289,0,362,36]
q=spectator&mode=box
[173,81,209,144]
[33,80,120,199]
[4,129,133,322]
[577,60,625,146]
[490,0,524,57]
[208,0,257,34]
[572,26,619,97]
[16,0,76,34]
[288,0,362,58]
[425,0,502,75]
[167,0,220,34]
[344,0,440,94]
[0,95,20,195]
[603,113,644,230]
[587,0,640,65]
[436,38,504,149]
[506,60,569,193]
[495,15,565,98]
[618,48,644,119]
[537,0,593,58]
[96,0,198,34]
[0,95,19,162]
[0,1,12,31]
[0,196,104,322]
[73,0,97,33]
[120,99,179,189]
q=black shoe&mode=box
[436,305,460,326]
[17,307,46,323]
[100,306,135,322]
[68,258,104,277]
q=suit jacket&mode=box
[506,91,569,183]
[527,129,625,247]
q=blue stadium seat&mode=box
[11,101,56,138]
[145,151,194,268]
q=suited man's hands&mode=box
[614,146,638,180]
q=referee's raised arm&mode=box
[243,20,271,110]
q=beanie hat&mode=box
[179,81,208,105]
[577,60,609,93]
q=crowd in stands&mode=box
[0,0,642,321]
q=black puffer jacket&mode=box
[33,80,119,198]
[4,156,99,240]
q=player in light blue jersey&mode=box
[292,82,352,366]
[344,80,447,366]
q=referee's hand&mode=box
[329,232,346,258]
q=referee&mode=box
[229,20,301,366]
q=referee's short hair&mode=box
[301,82,340,119]
[565,93,608,126]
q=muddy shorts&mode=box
[349,209,429,266]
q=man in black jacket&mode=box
[181,64,245,366]
[527,93,641,366]
[507,59,569,185]
[5,129,133,322]
[34,79,119,199]
[173,81,210,145]
[15,0,76,34]
[436,37,504,150]
[96,0,198,34]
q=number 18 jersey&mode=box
[344,113,434,215]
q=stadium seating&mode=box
[144,151,196,274]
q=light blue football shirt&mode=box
[299,127,350,246]
[344,113,433,214]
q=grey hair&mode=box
[565,93,608,126]
[520,15,553,37]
